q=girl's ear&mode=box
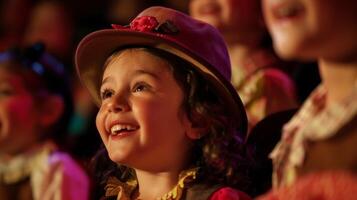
[39,95,64,127]
[186,126,206,140]
[183,113,207,140]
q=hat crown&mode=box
[132,6,232,81]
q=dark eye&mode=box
[0,87,14,97]
[133,82,150,92]
[100,88,114,100]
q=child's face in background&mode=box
[23,2,73,60]
[189,0,262,34]
[96,49,194,171]
[0,68,42,156]
[263,0,357,60]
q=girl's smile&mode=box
[107,121,140,144]
[109,123,139,136]
[263,0,357,60]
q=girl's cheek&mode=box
[96,108,106,135]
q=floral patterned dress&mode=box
[257,81,357,200]
[269,83,357,187]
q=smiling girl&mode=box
[76,6,252,200]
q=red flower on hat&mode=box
[112,16,179,35]
[129,16,159,32]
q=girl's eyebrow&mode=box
[133,69,161,80]
[101,76,115,86]
[101,68,162,86]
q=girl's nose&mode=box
[107,93,130,113]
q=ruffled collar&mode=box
[0,142,56,184]
[104,167,199,200]
[270,83,357,187]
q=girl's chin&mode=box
[274,41,318,61]
[108,154,125,164]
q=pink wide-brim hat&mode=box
[75,6,248,136]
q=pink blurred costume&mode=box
[0,142,89,200]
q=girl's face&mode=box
[0,68,42,156]
[189,0,262,33]
[263,0,357,60]
[96,49,194,171]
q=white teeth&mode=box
[110,124,138,135]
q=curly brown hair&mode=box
[90,46,251,198]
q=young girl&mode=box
[258,0,357,198]
[0,43,89,199]
[75,6,252,200]
[189,0,298,130]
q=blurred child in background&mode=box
[189,0,298,130]
[258,0,357,199]
[0,43,89,200]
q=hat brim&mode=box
[75,29,248,135]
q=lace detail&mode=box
[105,176,138,200]
[159,167,198,200]
[104,167,199,200]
